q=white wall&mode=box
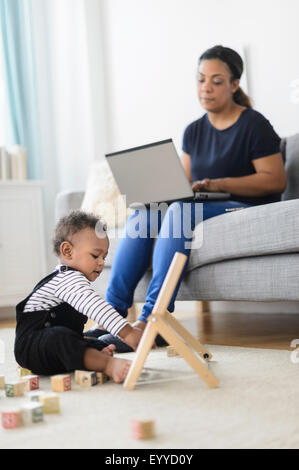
[101,0,299,155]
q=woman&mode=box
[88,45,286,350]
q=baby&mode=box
[14,211,143,384]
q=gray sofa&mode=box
[55,133,299,307]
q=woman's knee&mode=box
[160,201,187,238]
[125,209,151,238]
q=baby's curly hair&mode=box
[53,210,107,256]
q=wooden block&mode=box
[39,394,60,414]
[28,390,46,402]
[51,374,72,392]
[166,345,178,357]
[21,375,39,391]
[16,366,32,377]
[4,381,25,397]
[74,370,85,384]
[75,370,97,387]
[0,375,4,389]
[96,372,110,385]
[1,409,23,429]
[22,402,44,425]
[131,419,155,440]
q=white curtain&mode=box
[30,0,107,269]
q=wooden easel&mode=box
[124,252,219,390]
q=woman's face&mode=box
[197,59,239,112]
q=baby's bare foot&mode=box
[101,344,116,356]
[105,357,132,384]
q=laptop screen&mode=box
[106,139,194,207]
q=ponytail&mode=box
[233,86,252,108]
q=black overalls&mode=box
[14,267,106,375]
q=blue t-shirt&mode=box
[182,108,282,206]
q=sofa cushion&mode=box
[188,199,299,272]
[104,199,299,271]
[282,133,299,200]
[133,253,299,302]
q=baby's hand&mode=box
[124,327,144,351]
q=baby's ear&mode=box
[60,241,73,259]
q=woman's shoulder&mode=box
[183,114,207,138]
[241,108,274,127]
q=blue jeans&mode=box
[106,200,250,323]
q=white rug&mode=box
[1,327,299,449]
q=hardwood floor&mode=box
[2,310,299,351]
[188,311,299,351]
[0,319,16,329]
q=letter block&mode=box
[28,390,46,402]
[131,419,155,440]
[39,394,60,414]
[4,381,25,397]
[16,366,32,377]
[21,375,39,391]
[96,372,110,385]
[22,402,44,425]
[0,375,4,389]
[1,409,23,429]
[51,374,72,392]
[75,370,97,387]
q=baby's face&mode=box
[60,227,109,282]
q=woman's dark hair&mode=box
[53,210,107,256]
[198,45,252,108]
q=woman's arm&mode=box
[192,153,287,196]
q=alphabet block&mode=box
[16,366,32,377]
[4,381,25,397]
[21,375,39,391]
[51,374,72,392]
[0,375,4,389]
[96,372,110,384]
[22,402,44,425]
[1,409,23,429]
[75,370,97,387]
[28,390,46,402]
[39,394,60,414]
[131,419,155,440]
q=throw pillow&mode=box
[80,159,130,229]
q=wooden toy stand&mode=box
[124,252,219,391]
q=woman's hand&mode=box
[192,178,222,192]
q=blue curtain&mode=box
[0,0,42,179]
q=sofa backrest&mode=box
[281,133,299,200]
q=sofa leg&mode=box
[196,301,210,314]
[127,303,137,323]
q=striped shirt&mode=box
[23,265,129,336]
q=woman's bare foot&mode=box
[101,344,116,356]
[105,356,132,384]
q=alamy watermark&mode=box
[95,196,204,250]
[290,339,299,363]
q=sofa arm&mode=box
[55,190,85,222]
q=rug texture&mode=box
[1,328,299,449]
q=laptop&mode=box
[105,139,231,208]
